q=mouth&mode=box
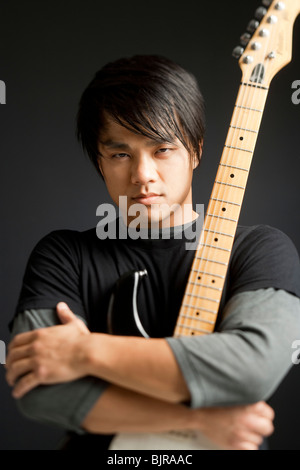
[132,193,162,205]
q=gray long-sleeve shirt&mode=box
[10,287,300,433]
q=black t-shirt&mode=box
[13,221,300,336]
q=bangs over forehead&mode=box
[77,55,206,176]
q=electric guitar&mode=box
[107,0,300,450]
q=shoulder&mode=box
[31,227,97,254]
[233,224,299,258]
[228,224,300,298]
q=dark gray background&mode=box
[0,0,299,450]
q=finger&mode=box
[8,331,36,350]
[5,344,32,369]
[6,358,34,386]
[236,441,259,451]
[254,401,275,420]
[246,414,275,437]
[56,302,76,324]
[57,303,90,334]
[12,372,41,399]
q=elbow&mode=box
[15,389,47,422]
[235,361,292,405]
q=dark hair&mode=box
[76,55,205,176]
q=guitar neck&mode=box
[174,81,269,338]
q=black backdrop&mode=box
[0,0,300,450]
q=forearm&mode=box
[83,334,190,403]
[82,384,195,434]
[81,384,275,452]
[81,289,300,408]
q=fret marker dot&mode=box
[230,174,235,179]
[214,238,219,242]
[222,208,226,212]
[191,332,195,336]
[240,136,244,141]
[198,276,201,280]
[212,280,216,284]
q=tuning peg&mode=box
[232,46,244,59]
[255,6,268,20]
[247,19,260,33]
[262,0,272,6]
[240,33,251,47]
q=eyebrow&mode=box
[99,138,174,149]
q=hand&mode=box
[196,401,274,450]
[5,303,90,398]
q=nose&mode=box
[130,154,157,186]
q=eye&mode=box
[111,153,130,159]
[156,147,173,155]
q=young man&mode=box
[5,55,300,450]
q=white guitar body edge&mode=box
[108,431,221,451]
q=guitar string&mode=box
[178,5,278,337]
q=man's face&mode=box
[97,116,199,228]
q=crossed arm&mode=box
[5,288,300,449]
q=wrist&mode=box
[75,333,102,376]
[80,332,108,376]
[189,408,206,432]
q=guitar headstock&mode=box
[233,0,300,86]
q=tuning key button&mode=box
[259,28,270,37]
[240,33,251,47]
[255,7,268,21]
[232,46,244,59]
[251,42,262,51]
[267,15,278,24]
[247,19,260,33]
[275,2,285,10]
[243,55,254,64]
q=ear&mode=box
[97,156,104,178]
[192,141,203,170]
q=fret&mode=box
[194,257,228,267]
[219,164,248,174]
[185,293,219,303]
[211,197,241,207]
[200,243,231,253]
[176,324,212,335]
[230,125,258,134]
[215,181,245,190]
[224,144,252,154]
[191,269,225,279]
[207,213,238,223]
[203,229,234,239]
[182,303,218,314]
[189,281,222,291]
[235,105,263,113]
[180,314,215,325]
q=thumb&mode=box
[56,302,76,324]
